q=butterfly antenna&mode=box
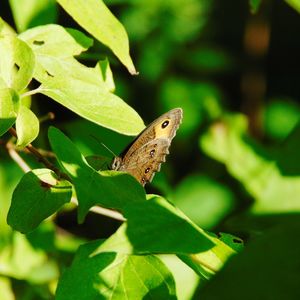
[100,142,117,157]
[90,135,117,157]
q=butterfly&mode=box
[111,108,183,186]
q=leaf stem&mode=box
[20,87,45,98]
[189,254,218,274]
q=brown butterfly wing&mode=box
[116,108,182,186]
[119,139,171,185]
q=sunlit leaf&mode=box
[19,25,144,135]
[57,0,137,74]
[56,240,176,300]
[15,104,39,147]
[0,34,35,91]
[7,169,72,233]
[0,88,19,136]
[0,17,17,36]
[159,255,200,300]
[96,58,115,92]
[0,277,14,300]
[200,114,300,213]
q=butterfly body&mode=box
[111,108,183,186]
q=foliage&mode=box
[1,0,300,299]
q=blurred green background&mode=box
[2,0,300,299]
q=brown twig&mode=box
[6,141,31,173]
[9,127,70,181]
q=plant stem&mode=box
[9,127,70,181]
[71,197,126,221]
[6,141,31,172]
[20,87,47,98]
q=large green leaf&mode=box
[95,204,236,279]
[56,239,176,300]
[7,168,72,233]
[19,25,144,135]
[91,197,215,256]
[0,88,19,136]
[48,126,146,223]
[200,114,300,214]
[123,195,214,254]
[57,0,137,74]
[0,34,35,91]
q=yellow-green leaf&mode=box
[16,105,39,147]
[57,0,137,74]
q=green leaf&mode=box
[199,219,300,299]
[159,255,200,300]
[0,34,35,91]
[94,195,215,257]
[56,240,176,300]
[0,231,58,282]
[48,126,146,223]
[0,17,17,36]
[15,104,39,147]
[285,0,300,13]
[0,277,14,300]
[19,24,144,135]
[264,98,300,141]
[178,230,238,279]
[96,58,115,92]
[123,195,215,254]
[7,169,72,233]
[200,114,300,214]
[96,202,236,279]
[0,88,19,136]
[249,0,262,13]
[57,0,137,74]
[19,24,93,82]
[216,232,244,253]
[9,0,57,32]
